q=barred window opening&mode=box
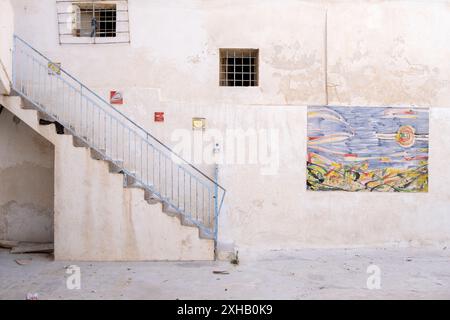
[73,3,117,38]
[220,49,259,87]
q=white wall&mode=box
[11,0,326,106]
[326,1,450,107]
[5,0,450,254]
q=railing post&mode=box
[213,163,219,260]
[11,35,16,90]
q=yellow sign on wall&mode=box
[192,117,206,130]
[48,62,61,75]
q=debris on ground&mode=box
[1,240,54,254]
[10,243,54,254]
[0,240,20,249]
[15,258,32,266]
[26,293,38,300]
[230,250,239,265]
[213,270,229,275]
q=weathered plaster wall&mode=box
[53,134,213,261]
[0,107,54,242]
[326,1,450,107]
[4,0,450,255]
[215,105,450,254]
[10,0,326,106]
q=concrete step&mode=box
[37,111,53,122]
[21,99,38,110]
[54,122,65,134]
[161,201,214,239]
[108,160,124,173]
[73,136,89,148]
[144,189,159,204]
[180,214,197,227]
[63,124,76,135]
[37,117,65,135]
[90,148,107,160]
[162,202,180,217]
[9,88,20,97]
[177,214,214,240]
[198,229,214,240]
[123,173,145,189]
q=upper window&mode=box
[56,1,130,45]
[220,49,259,87]
[73,3,117,37]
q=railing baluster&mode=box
[153,146,155,190]
[62,81,65,126]
[178,170,182,211]
[189,175,192,221]
[30,55,34,101]
[157,150,161,197]
[128,128,131,172]
[37,61,41,108]
[208,189,212,227]
[146,140,149,186]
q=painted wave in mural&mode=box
[307,106,429,192]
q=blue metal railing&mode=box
[11,35,225,239]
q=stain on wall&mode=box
[326,2,450,107]
[0,108,54,242]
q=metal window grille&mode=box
[220,49,259,87]
[57,1,130,44]
[75,4,117,38]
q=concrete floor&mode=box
[0,247,449,299]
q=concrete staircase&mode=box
[0,35,225,260]
[0,95,214,260]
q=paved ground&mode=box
[0,247,449,299]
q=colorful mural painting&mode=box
[307,106,429,192]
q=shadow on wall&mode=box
[0,106,54,243]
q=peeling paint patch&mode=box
[0,163,54,208]
[275,71,323,104]
[0,200,53,242]
[268,42,318,71]
[187,54,201,64]
[252,199,264,209]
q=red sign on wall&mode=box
[110,91,123,104]
[154,112,164,122]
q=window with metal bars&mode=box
[72,3,117,37]
[220,49,259,87]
